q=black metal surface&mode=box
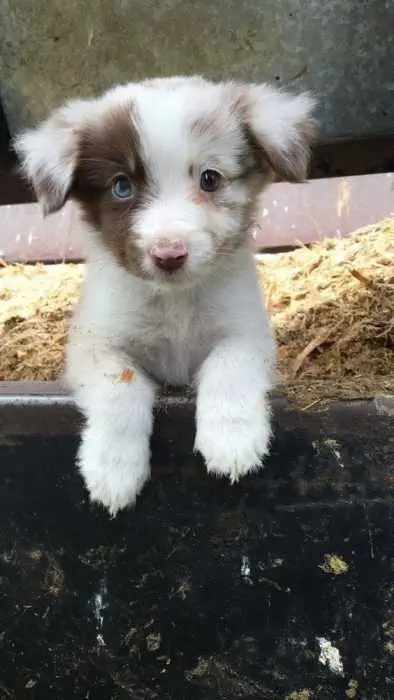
[1,135,394,205]
[312,136,394,179]
[0,101,33,204]
[0,100,12,166]
[0,397,394,699]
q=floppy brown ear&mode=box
[238,84,317,183]
[13,100,94,216]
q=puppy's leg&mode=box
[195,338,273,482]
[67,343,157,516]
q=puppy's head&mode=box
[15,77,316,284]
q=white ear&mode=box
[241,85,317,183]
[13,100,93,216]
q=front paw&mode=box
[195,411,271,483]
[77,428,151,516]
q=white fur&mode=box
[246,84,315,157]
[15,76,315,515]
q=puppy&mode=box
[15,76,315,516]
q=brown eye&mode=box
[200,169,222,193]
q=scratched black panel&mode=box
[0,400,393,699]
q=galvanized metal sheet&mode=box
[0,0,393,139]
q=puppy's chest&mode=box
[129,294,214,385]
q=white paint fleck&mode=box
[284,205,289,212]
[273,199,279,207]
[262,207,269,218]
[324,438,345,469]
[92,575,108,648]
[96,633,105,648]
[317,637,344,675]
[291,223,296,229]
[240,555,253,585]
[28,232,33,245]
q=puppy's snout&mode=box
[150,239,188,272]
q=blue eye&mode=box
[112,176,134,200]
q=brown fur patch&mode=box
[237,135,269,184]
[35,174,69,215]
[71,102,151,274]
[119,367,136,383]
[244,126,309,184]
[263,137,312,183]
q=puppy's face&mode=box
[15,77,316,285]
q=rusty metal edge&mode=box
[0,381,392,438]
[1,173,393,262]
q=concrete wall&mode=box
[1,0,393,139]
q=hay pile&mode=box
[0,263,84,381]
[1,220,393,406]
[258,219,394,405]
